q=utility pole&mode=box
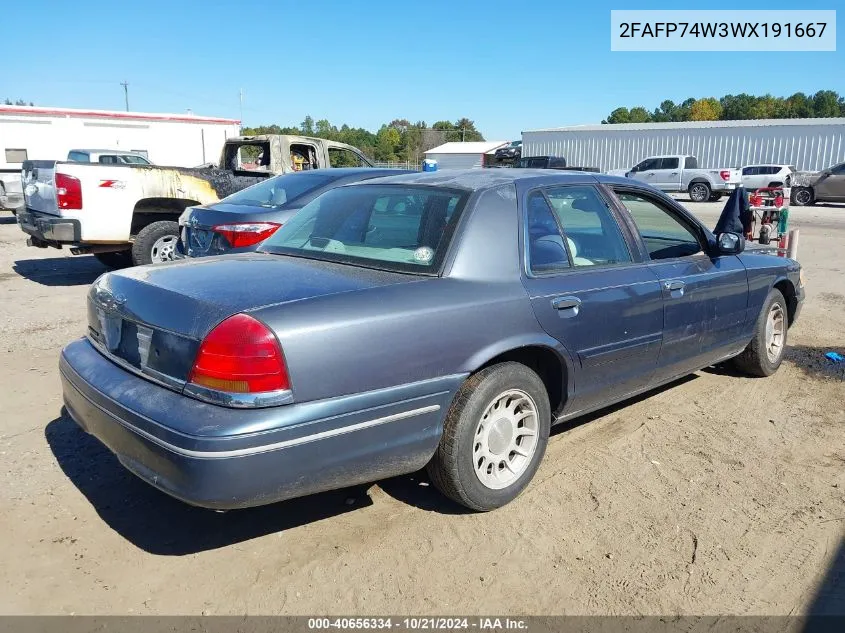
[120,81,129,111]
[239,88,244,131]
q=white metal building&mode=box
[0,104,240,209]
[522,118,845,173]
[424,141,508,169]
[0,105,240,167]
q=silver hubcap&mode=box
[473,389,539,490]
[765,303,786,364]
[691,185,707,201]
[150,235,177,263]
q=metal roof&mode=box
[424,141,508,155]
[525,117,845,133]
[0,104,239,125]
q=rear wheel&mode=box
[427,362,551,511]
[689,182,711,203]
[731,288,788,377]
[94,251,132,269]
[131,221,180,266]
[792,187,814,206]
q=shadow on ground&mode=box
[13,255,106,287]
[46,411,465,554]
[45,412,383,555]
[0,215,17,225]
[804,537,845,626]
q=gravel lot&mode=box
[0,200,843,616]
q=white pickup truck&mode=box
[17,134,372,267]
[621,155,741,202]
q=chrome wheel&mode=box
[794,188,812,205]
[473,389,539,490]
[765,302,786,364]
[150,235,177,263]
[690,184,709,202]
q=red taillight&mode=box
[719,170,731,181]
[188,314,290,394]
[56,173,83,210]
[212,222,281,248]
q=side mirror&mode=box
[717,232,745,255]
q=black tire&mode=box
[731,288,788,377]
[708,192,723,202]
[758,224,772,245]
[94,251,133,269]
[688,181,712,203]
[426,362,551,511]
[131,220,180,266]
[792,187,815,206]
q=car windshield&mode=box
[260,184,469,273]
[221,172,337,208]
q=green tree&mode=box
[689,98,722,121]
[627,107,652,123]
[603,107,631,124]
[811,90,841,117]
[300,115,314,135]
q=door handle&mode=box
[663,280,685,297]
[551,296,581,312]
[670,172,678,176]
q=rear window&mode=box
[221,172,336,208]
[260,184,469,273]
[68,151,89,162]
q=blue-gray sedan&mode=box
[177,167,412,258]
[60,170,804,511]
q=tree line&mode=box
[242,116,485,163]
[4,99,34,106]
[602,91,845,124]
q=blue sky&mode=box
[3,0,841,140]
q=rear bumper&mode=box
[60,338,461,509]
[17,208,81,246]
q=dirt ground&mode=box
[0,201,843,616]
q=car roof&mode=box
[69,149,144,155]
[344,168,631,192]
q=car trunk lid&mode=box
[86,253,421,385]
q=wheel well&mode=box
[774,280,798,325]
[480,346,566,414]
[767,181,783,188]
[688,179,710,188]
[131,198,199,235]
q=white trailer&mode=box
[0,105,240,210]
[522,118,845,174]
[424,141,508,170]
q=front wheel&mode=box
[731,288,788,377]
[688,182,712,203]
[708,192,723,202]
[792,187,814,206]
[427,362,551,511]
[131,221,180,266]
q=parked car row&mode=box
[16,134,373,267]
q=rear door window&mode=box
[525,191,570,275]
[659,157,679,170]
[545,186,632,266]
